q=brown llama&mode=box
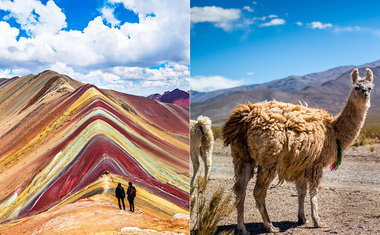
[190,115,214,186]
[222,68,374,233]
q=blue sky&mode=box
[190,0,380,92]
[0,0,189,96]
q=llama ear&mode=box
[366,68,373,83]
[351,68,359,83]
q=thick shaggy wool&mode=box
[223,101,336,183]
[190,115,214,183]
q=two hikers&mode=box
[115,182,136,212]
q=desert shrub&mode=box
[353,136,366,147]
[190,176,234,235]
[211,126,223,140]
[352,126,380,147]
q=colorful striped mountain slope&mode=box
[0,70,189,234]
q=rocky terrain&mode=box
[1,197,189,235]
[191,140,380,234]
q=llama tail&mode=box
[196,115,214,144]
[223,104,253,146]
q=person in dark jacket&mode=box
[127,181,136,212]
[115,182,126,210]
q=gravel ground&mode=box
[191,140,380,234]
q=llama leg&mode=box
[254,167,279,233]
[201,146,212,180]
[296,179,308,225]
[309,167,324,228]
[190,150,200,186]
[235,164,252,235]
[309,186,325,227]
[232,145,253,235]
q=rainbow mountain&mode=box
[0,71,189,234]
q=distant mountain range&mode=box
[148,88,189,107]
[191,59,380,104]
[191,61,380,125]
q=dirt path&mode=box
[191,140,380,234]
[1,198,189,234]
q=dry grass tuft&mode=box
[190,176,234,235]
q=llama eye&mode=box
[355,87,359,90]
[368,87,372,91]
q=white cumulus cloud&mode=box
[101,7,120,27]
[309,21,332,29]
[191,75,243,92]
[260,18,286,27]
[243,6,254,12]
[0,21,19,47]
[191,6,241,31]
[0,0,66,36]
[0,68,12,78]
[0,0,189,95]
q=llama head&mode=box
[351,68,374,101]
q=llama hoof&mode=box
[314,221,326,228]
[297,217,308,225]
[266,224,280,233]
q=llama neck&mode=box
[333,91,370,150]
